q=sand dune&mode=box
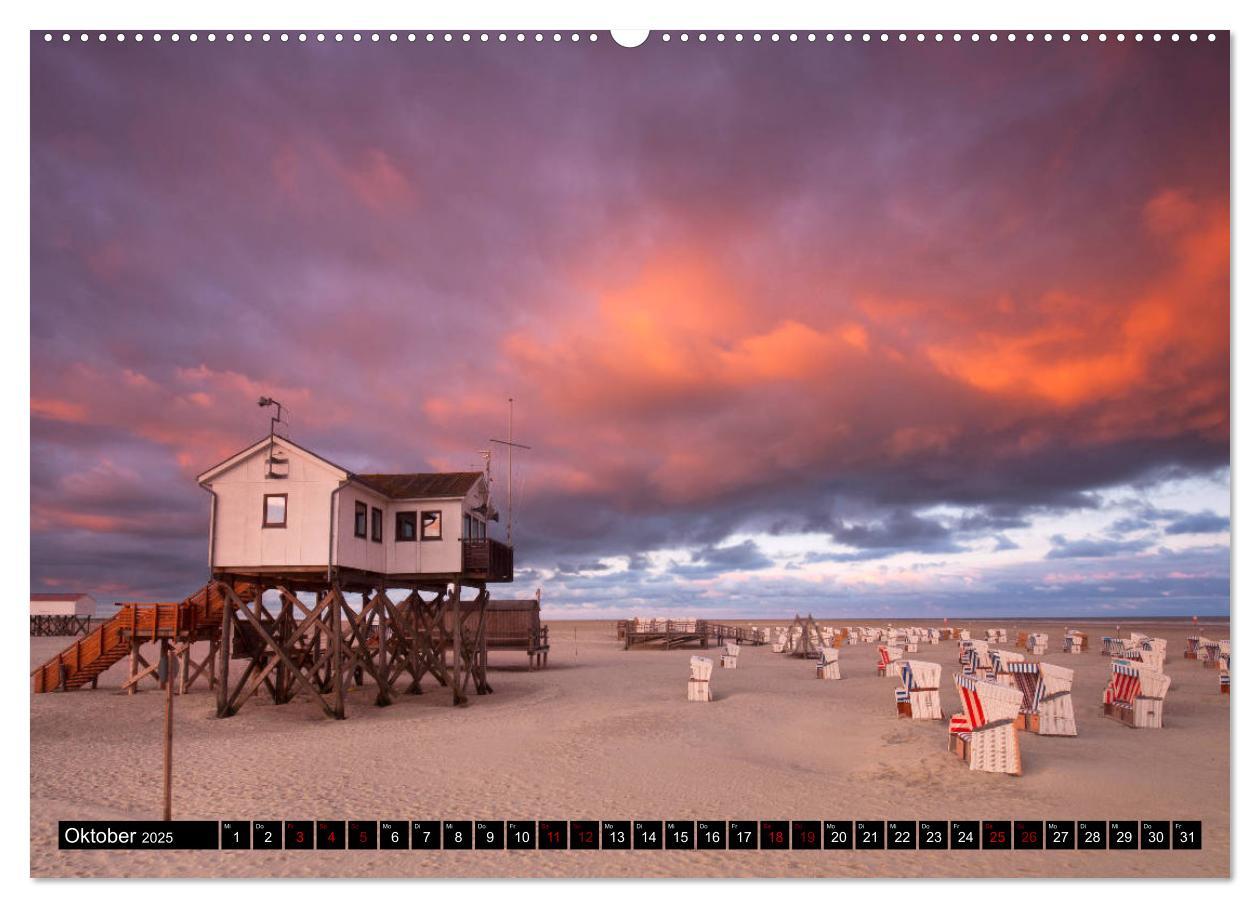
[30,618,1229,878]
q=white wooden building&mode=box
[30,593,96,636]
[196,435,512,590]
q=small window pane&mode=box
[371,507,383,542]
[263,494,287,527]
[396,511,417,541]
[421,510,442,539]
[354,501,368,538]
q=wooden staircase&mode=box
[31,582,229,693]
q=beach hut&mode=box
[1103,660,1171,728]
[688,656,713,702]
[721,640,739,669]
[817,646,842,680]
[948,673,1023,775]
[893,659,941,719]
[29,593,96,636]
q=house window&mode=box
[421,510,442,540]
[463,514,472,541]
[262,493,287,528]
[371,507,383,543]
[396,510,417,542]
[354,501,368,538]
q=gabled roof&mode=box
[198,435,484,501]
[31,593,90,601]
[197,435,352,484]
[356,472,483,499]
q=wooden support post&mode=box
[449,583,466,706]
[330,587,346,719]
[216,583,233,717]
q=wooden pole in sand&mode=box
[160,642,178,821]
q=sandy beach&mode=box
[30,617,1229,878]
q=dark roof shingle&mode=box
[355,472,482,499]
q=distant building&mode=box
[30,593,96,636]
[196,435,513,590]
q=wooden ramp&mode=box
[31,583,229,693]
[624,620,767,650]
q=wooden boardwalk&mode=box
[623,620,766,650]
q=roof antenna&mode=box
[490,396,532,547]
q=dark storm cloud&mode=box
[1045,534,1154,560]
[1164,511,1231,535]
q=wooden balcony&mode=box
[462,538,514,582]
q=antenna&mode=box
[489,396,532,547]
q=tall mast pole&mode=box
[507,397,514,546]
[489,400,530,549]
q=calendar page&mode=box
[27,22,1230,882]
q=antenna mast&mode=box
[490,396,532,547]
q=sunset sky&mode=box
[30,34,1230,617]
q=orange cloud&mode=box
[925,191,1228,409]
[31,397,87,422]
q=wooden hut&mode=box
[30,593,96,636]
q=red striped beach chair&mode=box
[876,645,903,676]
[1185,636,1201,659]
[893,660,942,719]
[1102,660,1170,728]
[948,673,1023,775]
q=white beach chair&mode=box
[817,646,842,680]
[893,660,942,719]
[721,640,739,669]
[1103,660,1170,728]
[948,673,1024,775]
[688,656,714,702]
[1063,630,1084,654]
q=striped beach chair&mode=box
[1102,660,1170,728]
[893,659,942,719]
[687,656,713,702]
[1219,651,1230,695]
[877,645,903,676]
[1063,630,1085,654]
[817,646,842,680]
[1185,636,1201,659]
[1101,636,1125,657]
[1201,640,1221,668]
[1032,662,1077,736]
[1025,632,1048,656]
[948,673,1023,775]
